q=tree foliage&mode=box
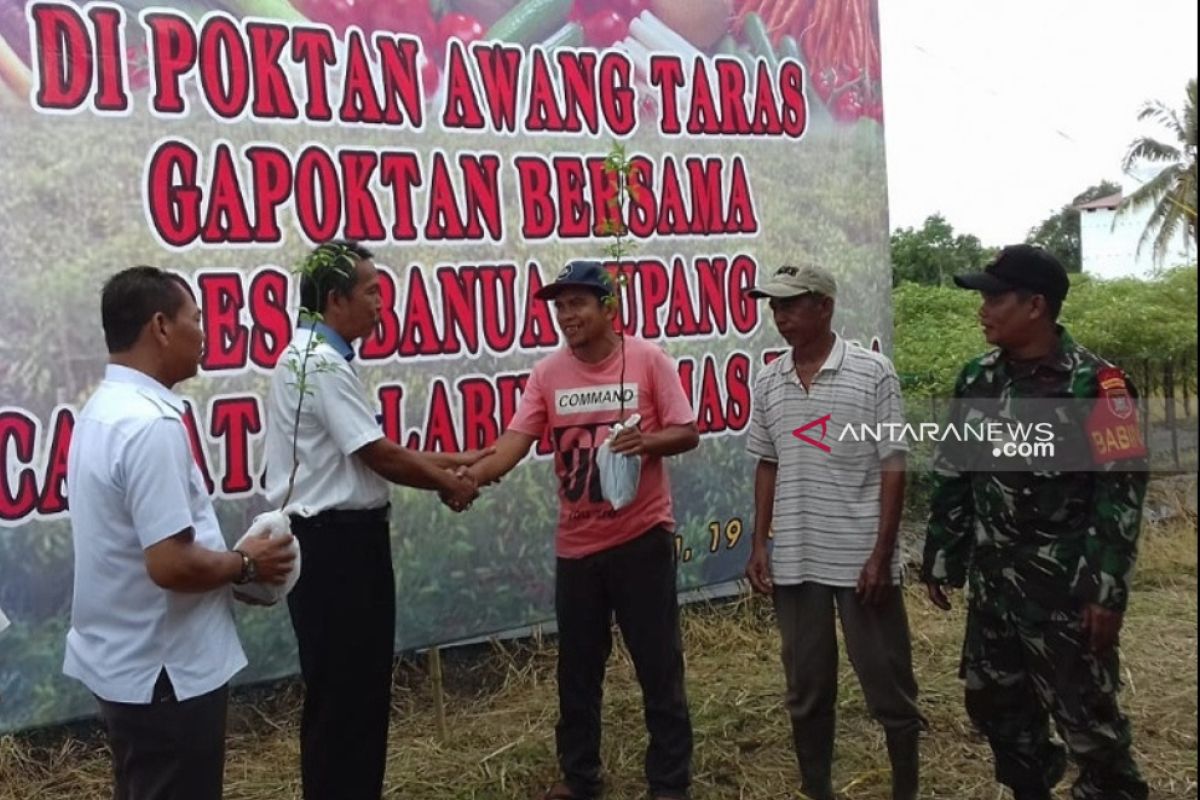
[894,265,1198,395]
[890,214,994,286]
[1025,180,1122,272]
[1119,78,1198,263]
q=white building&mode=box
[1077,188,1194,279]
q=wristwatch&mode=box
[233,549,258,585]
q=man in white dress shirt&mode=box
[263,240,481,800]
[64,266,296,800]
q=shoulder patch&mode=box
[1085,367,1146,463]
[1097,367,1134,418]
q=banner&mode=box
[0,0,890,732]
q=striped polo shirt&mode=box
[747,335,908,586]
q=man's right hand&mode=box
[439,467,479,512]
[745,547,773,594]
[239,533,296,586]
[925,582,953,611]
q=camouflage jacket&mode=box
[920,328,1148,614]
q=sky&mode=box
[878,0,1198,246]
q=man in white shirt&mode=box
[65,266,296,800]
[743,264,924,800]
[263,240,481,800]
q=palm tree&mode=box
[1119,78,1197,264]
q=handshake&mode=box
[435,448,494,513]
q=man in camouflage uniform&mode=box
[921,244,1150,800]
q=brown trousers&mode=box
[774,582,924,735]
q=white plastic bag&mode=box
[232,510,301,606]
[597,413,643,511]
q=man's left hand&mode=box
[1082,603,1123,653]
[856,550,892,606]
[609,425,645,456]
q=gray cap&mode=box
[746,263,838,299]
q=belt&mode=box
[290,504,391,529]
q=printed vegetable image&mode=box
[649,0,731,50]
[572,0,647,17]
[291,0,435,39]
[436,12,486,54]
[222,0,307,20]
[0,30,31,105]
[487,0,574,45]
[733,0,883,123]
[580,9,628,48]
[450,0,519,27]
[741,11,777,70]
[0,3,31,65]
[541,20,584,49]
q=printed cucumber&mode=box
[743,12,777,70]
[487,0,573,45]
[542,21,583,50]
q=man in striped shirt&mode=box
[744,263,924,800]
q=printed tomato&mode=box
[581,10,628,48]
[436,12,485,54]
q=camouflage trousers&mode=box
[961,602,1148,800]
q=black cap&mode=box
[535,259,615,300]
[953,244,1069,304]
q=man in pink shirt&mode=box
[468,259,700,800]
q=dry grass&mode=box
[2,505,1195,800]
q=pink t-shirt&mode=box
[507,336,696,559]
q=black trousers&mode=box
[287,506,394,800]
[95,671,229,800]
[555,526,693,799]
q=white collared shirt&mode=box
[263,328,389,515]
[63,365,247,703]
[747,336,909,586]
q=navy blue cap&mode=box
[535,259,615,300]
[953,244,1069,304]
